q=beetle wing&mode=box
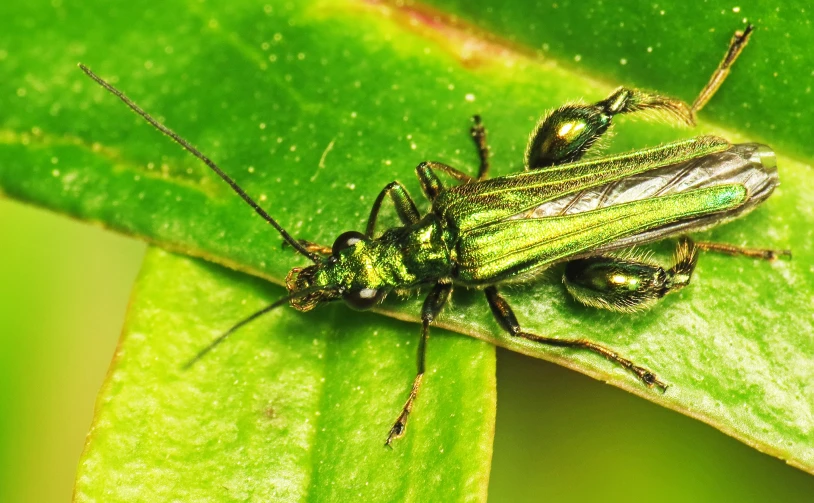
[455,185,746,284]
[559,142,778,253]
[435,135,731,233]
[444,139,778,285]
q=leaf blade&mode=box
[0,0,812,478]
[74,248,496,501]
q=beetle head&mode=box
[285,230,388,312]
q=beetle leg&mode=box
[386,282,453,446]
[526,26,753,171]
[695,240,791,260]
[415,161,475,201]
[691,25,753,114]
[484,285,668,390]
[282,239,332,256]
[470,114,490,180]
[563,237,790,313]
[412,115,490,201]
[563,238,698,313]
[365,181,421,238]
[525,88,694,170]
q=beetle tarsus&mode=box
[385,372,423,447]
[470,114,490,180]
[695,241,792,261]
[632,366,668,392]
[385,414,408,447]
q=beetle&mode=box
[79,24,788,446]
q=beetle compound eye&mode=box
[332,231,366,256]
[343,287,384,311]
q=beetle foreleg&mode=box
[386,282,453,446]
[365,181,421,238]
[282,239,332,256]
[484,286,668,391]
[415,161,475,201]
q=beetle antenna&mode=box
[78,63,320,263]
[182,283,337,369]
[181,295,290,370]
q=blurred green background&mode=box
[2,198,813,502]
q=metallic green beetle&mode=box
[80,24,787,446]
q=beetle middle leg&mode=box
[409,115,491,201]
[414,161,475,201]
[386,282,453,446]
[283,239,332,256]
[484,285,667,390]
[365,181,421,238]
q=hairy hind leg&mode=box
[526,25,754,170]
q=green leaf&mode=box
[421,0,814,160]
[1,0,812,487]
[74,248,495,501]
